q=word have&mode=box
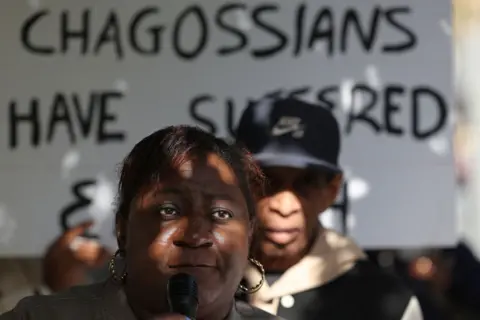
[7,90,126,149]
[20,3,416,60]
[188,83,448,139]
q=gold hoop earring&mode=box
[239,258,265,294]
[109,249,127,282]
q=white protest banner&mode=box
[0,0,453,256]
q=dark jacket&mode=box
[0,280,282,320]
[240,229,423,320]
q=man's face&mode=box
[254,166,341,269]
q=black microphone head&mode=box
[168,273,198,300]
[167,273,198,319]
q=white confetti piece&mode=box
[351,90,364,113]
[340,79,354,112]
[428,136,449,156]
[91,175,115,214]
[235,11,252,31]
[61,149,80,178]
[319,208,335,229]
[439,20,451,36]
[69,236,88,251]
[365,65,381,89]
[27,0,40,9]
[342,166,353,180]
[67,173,118,251]
[0,205,17,245]
[313,42,323,52]
[113,79,129,93]
[448,109,457,126]
[95,175,118,250]
[348,177,370,201]
[69,236,101,252]
[85,175,115,223]
[83,183,97,199]
[346,213,356,231]
[85,174,116,246]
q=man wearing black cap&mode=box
[236,98,423,320]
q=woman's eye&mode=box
[212,209,233,220]
[158,205,179,217]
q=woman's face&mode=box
[119,153,251,314]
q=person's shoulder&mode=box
[2,283,106,319]
[345,260,413,293]
[0,259,45,314]
[335,260,423,320]
[235,300,285,319]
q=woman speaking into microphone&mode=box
[1,126,279,320]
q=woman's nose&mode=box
[173,234,213,248]
[173,217,213,248]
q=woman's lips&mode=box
[168,265,218,278]
[169,264,216,268]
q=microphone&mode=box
[167,273,198,319]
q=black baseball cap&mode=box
[235,97,342,173]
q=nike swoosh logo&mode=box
[271,126,298,136]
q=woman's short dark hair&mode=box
[116,125,264,222]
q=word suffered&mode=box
[7,91,125,149]
[188,83,448,139]
[20,3,416,60]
